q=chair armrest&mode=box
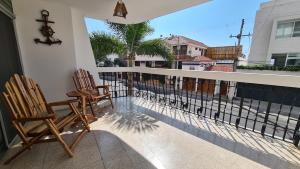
[95,85,110,89]
[95,85,110,94]
[47,99,79,107]
[17,114,55,122]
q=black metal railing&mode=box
[99,71,300,146]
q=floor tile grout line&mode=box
[91,130,107,169]
[41,142,50,169]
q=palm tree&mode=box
[90,22,174,95]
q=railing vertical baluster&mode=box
[272,104,283,138]
[185,79,190,111]
[176,77,180,108]
[204,80,209,117]
[252,100,261,132]
[221,81,230,123]
[209,80,216,119]
[125,72,128,97]
[167,76,171,105]
[171,76,177,106]
[114,72,117,97]
[194,80,199,116]
[117,73,121,97]
[146,75,149,100]
[214,80,222,123]
[235,96,244,129]
[162,79,167,105]
[180,78,185,110]
[244,98,253,129]
[261,101,272,136]
[229,82,237,125]
[293,113,300,146]
[283,96,297,141]
[136,73,141,97]
[200,79,204,116]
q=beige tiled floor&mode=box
[1,97,300,169]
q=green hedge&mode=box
[237,65,300,72]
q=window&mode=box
[276,20,300,39]
[195,47,198,50]
[172,45,188,55]
[271,53,300,66]
[293,21,300,37]
[286,53,300,66]
[189,66,195,70]
[271,54,287,66]
[180,45,188,55]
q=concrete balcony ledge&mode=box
[1,98,299,169]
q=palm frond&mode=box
[89,32,126,62]
[136,39,174,64]
[108,22,154,53]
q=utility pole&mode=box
[230,19,251,71]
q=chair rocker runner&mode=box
[1,74,90,164]
[73,69,113,116]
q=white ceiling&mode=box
[45,0,210,24]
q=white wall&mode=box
[267,14,300,61]
[12,0,96,101]
[188,44,206,56]
[182,64,205,71]
[237,69,300,76]
[249,0,300,65]
[71,8,99,83]
[135,55,165,61]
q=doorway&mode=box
[0,11,23,154]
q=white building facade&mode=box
[249,0,300,67]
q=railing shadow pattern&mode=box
[109,97,300,168]
[99,71,300,146]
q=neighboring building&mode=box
[165,35,208,57]
[134,35,212,70]
[206,46,242,72]
[249,0,300,66]
[166,35,211,70]
[133,36,243,72]
[177,55,214,71]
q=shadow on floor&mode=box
[93,130,157,169]
[99,99,159,133]
[128,98,300,169]
[0,129,158,169]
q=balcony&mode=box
[1,0,300,168]
[1,67,299,169]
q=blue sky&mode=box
[85,0,270,57]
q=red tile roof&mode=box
[176,55,213,62]
[193,56,213,62]
[208,65,234,72]
[165,36,208,48]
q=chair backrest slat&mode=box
[2,74,47,120]
[73,69,96,91]
[6,79,30,118]
[13,75,36,117]
[22,76,47,114]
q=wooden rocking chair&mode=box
[1,74,90,164]
[73,69,113,116]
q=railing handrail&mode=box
[97,67,300,88]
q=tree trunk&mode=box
[127,54,134,96]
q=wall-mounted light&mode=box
[113,0,128,18]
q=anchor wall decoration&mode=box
[34,10,62,45]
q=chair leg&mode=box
[4,131,46,164]
[88,99,96,117]
[46,120,74,157]
[108,96,114,108]
[69,103,90,132]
